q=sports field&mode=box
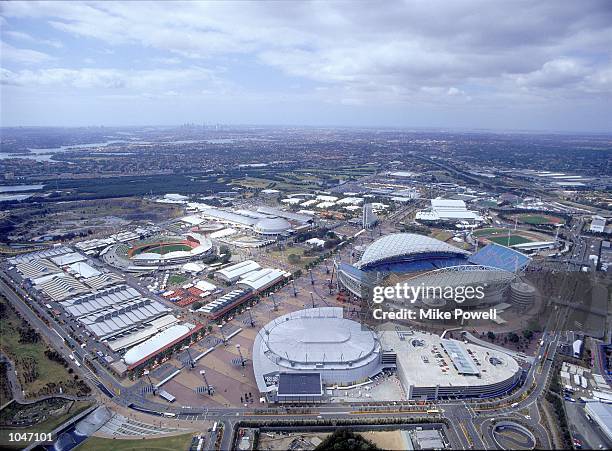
[488,235,532,246]
[130,242,192,256]
[472,228,508,237]
[515,213,564,225]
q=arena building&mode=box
[252,308,523,402]
[253,308,385,396]
[191,206,312,236]
[338,234,530,308]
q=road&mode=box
[0,217,572,451]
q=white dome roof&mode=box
[359,233,469,268]
[253,217,291,234]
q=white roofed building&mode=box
[215,260,261,283]
[416,199,483,222]
[590,216,607,233]
[237,268,289,292]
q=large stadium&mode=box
[103,232,214,270]
[252,307,523,402]
[338,233,531,309]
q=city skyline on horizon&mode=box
[1,1,611,132]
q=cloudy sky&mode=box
[1,0,611,131]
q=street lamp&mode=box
[292,279,298,297]
[309,269,314,285]
[218,324,227,346]
[246,307,255,327]
[236,344,246,367]
[310,291,315,308]
[200,370,212,395]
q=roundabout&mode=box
[492,420,536,450]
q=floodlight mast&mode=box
[200,370,212,395]
[218,324,227,346]
[236,344,246,367]
[246,306,255,327]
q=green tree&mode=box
[287,253,301,264]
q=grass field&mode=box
[430,230,452,242]
[131,243,191,256]
[78,433,195,451]
[0,297,75,397]
[0,400,93,450]
[472,228,509,237]
[269,246,317,268]
[488,235,532,246]
[167,273,190,286]
[516,214,564,225]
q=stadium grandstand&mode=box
[337,234,530,307]
[103,232,213,271]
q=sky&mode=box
[1,0,611,132]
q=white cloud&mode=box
[1,0,611,129]
[1,66,226,93]
[0,40,55,64]
[3,30,63,48]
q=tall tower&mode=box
[362,203,377,229]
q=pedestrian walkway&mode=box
[97,412,187,437]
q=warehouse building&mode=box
[123,323,204,373]
[215,260,261,283]
[237,268,290,292]
[416,199,483,223]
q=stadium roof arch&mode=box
[399,264,517,288]
[358,233,470,271]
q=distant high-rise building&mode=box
[362,203,377,229]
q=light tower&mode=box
[236,344,246,367]
[143,369,157,395]
[218,324,227,346]
[554,223,563,244]
[199,370,213,395]
[246,307,255,327]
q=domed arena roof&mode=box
[358,233,470,270]
[253,217,292,235]
[252,307,382,392]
